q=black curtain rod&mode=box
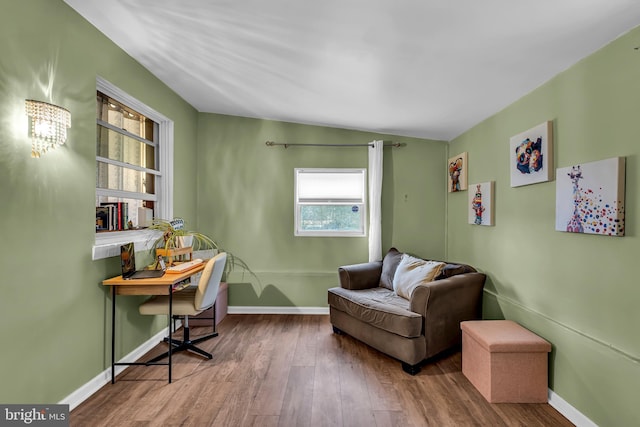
[265,141,402,148]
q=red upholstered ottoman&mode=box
[460,320,551,403]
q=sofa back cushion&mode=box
[379,247,403,290]
[393,254,445,299]
[379,248,477,290]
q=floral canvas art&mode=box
[555,157,625,236]
[510,121,553,187]
[468,181,494,226]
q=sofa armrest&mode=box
[410,272,486,358]
[338,261,383,290]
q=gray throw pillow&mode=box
[435,263,476,280]
[379,247,403,290]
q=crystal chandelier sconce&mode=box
[25,99,71,158]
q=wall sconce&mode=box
[25,99,71,158]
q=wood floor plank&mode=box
[291,315,319,367]
[492,402,575,427]
[310,328,343,427]
[360,348,403,411]
[338,358,377,427]
[71,314,574,427]
[208,370,262,426]
[393,378,443,427]
[249,315,300,417]
[372,410,411,427]
[180,379,235,426]
[278,366,314,426]
[248,415,280,427]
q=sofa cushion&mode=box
[328,286,422,338]
[379,247,403,290]
[393,254,445,299]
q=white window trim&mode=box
[294,168,367,237]
[92,77,174,260]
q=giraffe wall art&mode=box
[555,157,625,236]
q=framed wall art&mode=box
[468,181,494,226]
[555,157,625,236]
[510,121,553,187]
[448,152,468,193]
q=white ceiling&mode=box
[63,0,640,141]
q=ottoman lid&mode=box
[461,320,551,353]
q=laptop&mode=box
[120,242,166,279]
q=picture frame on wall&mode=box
[509,121,553,187]
[555,156,625,237]
[468,181,494,226]
[448,152,468,192]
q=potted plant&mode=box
[148,218,258,283]
[149,218,217,252]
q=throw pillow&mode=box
[435,263,475,280]
[393,254,445,299]
[379,247,403,290]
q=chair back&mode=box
[194,252,227,311]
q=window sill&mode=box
[92,229,162,260]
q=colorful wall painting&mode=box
[510,121,554,187]
[555,157,625,236]
[448,152,468,193]
[468,181,494,226]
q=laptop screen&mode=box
[120,242,136,278]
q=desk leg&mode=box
[111,286,116,384]
[168,285,172,383]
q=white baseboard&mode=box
[227,306,329,315]
[59,325,175,411]
[548,389,597,427]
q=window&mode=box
[93,77,174,259]
[96,91,158,230]
[294,168,367,236]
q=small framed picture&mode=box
[510,121,553,187]
[468,181,494,226]
[157,255,167,271]
[448,152,468,192]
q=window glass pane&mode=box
[97,92,154,141]
[96,125,156,170]
[95,196,154,231]
[96,161,156,194]
[299,205,363,232]
[297,171,364,201]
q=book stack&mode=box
[96,202,129,231]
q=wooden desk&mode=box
[102,263,205,383]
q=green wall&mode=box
[447,26,640,426]
[196,114,447,307]
[0,0,199,404]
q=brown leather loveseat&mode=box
[328,248,486,374]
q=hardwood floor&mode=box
[71,315,573,427]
